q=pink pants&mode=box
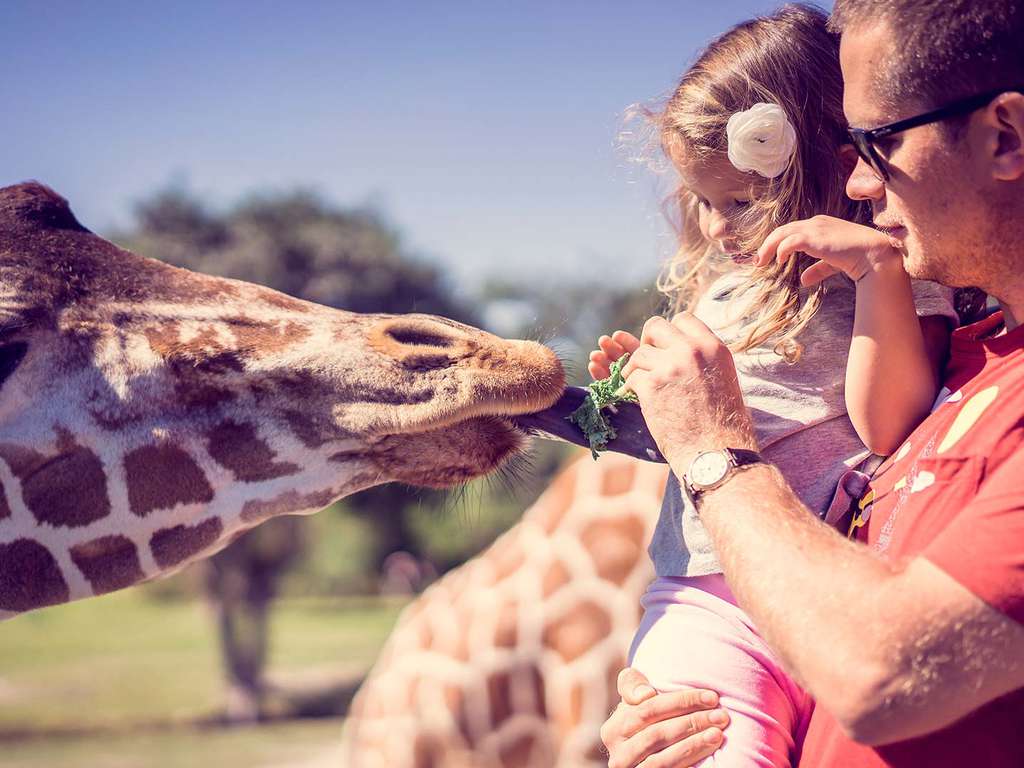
[629,575,814,768]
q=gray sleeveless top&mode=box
[648,271,957,577]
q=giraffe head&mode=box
[0,181,570,615]
[0,182,565,495]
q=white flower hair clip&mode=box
[726,102,797,179]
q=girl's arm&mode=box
[845,261,949,454]
[757,215,949,455]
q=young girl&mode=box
[589,6,957,766]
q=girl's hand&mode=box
[588,330,641,380]
[756,215,905,286]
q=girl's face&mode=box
[678,153,760,262]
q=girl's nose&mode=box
[706,209,732,240]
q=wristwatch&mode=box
[683,448,765,503]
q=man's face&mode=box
[840,22,990,287]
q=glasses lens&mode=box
[849,130,888,181]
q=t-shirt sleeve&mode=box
[909,279,958,325]
[924,442,1024,626]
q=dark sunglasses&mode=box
[848,86,1024,180]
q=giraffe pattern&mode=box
[0,182,566,618]
[341,452,669,768]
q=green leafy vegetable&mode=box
[568,353,639,459]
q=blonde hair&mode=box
[656,3,867,361]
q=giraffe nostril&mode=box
[385,325,456,349]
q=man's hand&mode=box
[619,314,756,468]
[756,214,905,285]
[601,667,729,768]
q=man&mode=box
[601,1,1024,765]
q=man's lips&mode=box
[875,223,907,240]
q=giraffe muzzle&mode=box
[512,386,666,463]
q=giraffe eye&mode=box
[0,341,28,391]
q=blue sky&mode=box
[1,1,829,290]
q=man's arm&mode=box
[621,314,1024,745]
[698,461,1024,744]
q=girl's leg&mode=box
[629,576,814,768]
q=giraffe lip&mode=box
[512,387,667,463]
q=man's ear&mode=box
[986,92,1024,182]
[838,144,859,178]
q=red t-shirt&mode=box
[799,311,1024,767]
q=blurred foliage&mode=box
[119,186,474,319]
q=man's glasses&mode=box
[848,86,1024,181]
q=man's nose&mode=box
[846,156,885,202]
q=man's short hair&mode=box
[830,0,1024,117]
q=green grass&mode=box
[0,719,345,768]
[0,581,407,768]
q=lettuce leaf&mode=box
[567,353,639,459]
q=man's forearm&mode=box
[683,461,905,726]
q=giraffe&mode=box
[340,451,669,768]
[0,181,567,619]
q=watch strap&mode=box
[727,448,763,468]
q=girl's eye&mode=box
[733,199,750,209]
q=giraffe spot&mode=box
[600,460,637,496]
[0,443,46,478]
[124,444,214,517]
[70,535,144,595]
[488,671,513,726]
[282,409,330,448]
[150,517,223,569]
[580,516,645,586]
[568,682,585,732]
[938,386,999,454]
[542,601,611,663]
[542,560,570,598]
[261,290,310,313]
[229,316,311,357]
[911,471,937,493]
[207,421,300,482]
[172,379,236,410]
[444,683,464,722]
[0,538,69,611]
[18,443,110,528]
[499,733,538,768]
[413,733,445,768]
[0,482,10,520]
[240,488,336,524]
[494,599,518,648]
[144,324,244,374]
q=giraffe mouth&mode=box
[511,387,666,463]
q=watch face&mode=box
[690,451,731,488]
